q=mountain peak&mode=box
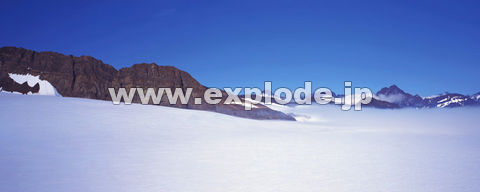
[377,84,407,96]
[389,84,399,89]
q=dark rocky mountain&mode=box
[376,85,425,107]
[0,47,294,120]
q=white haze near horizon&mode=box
[1,94,480,192]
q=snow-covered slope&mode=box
[1,94,480,192]
[423,93,477,108]
[5,73,61,96]
[471,92,480,102]
[436,94,469,108]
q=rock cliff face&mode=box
[0,47,294,120]
[0,47,117,99]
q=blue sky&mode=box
[1,0,479,96]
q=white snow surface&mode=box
[7,73,61,96]
[1,94,480,192]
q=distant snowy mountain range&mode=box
[370,85,480,108]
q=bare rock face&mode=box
[111,64,210,109]
[0,47,294,121]
[0,47,117,99]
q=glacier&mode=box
[1,93,480,192]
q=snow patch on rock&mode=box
[8,73,61,96]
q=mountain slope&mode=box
[376,85,425,107]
